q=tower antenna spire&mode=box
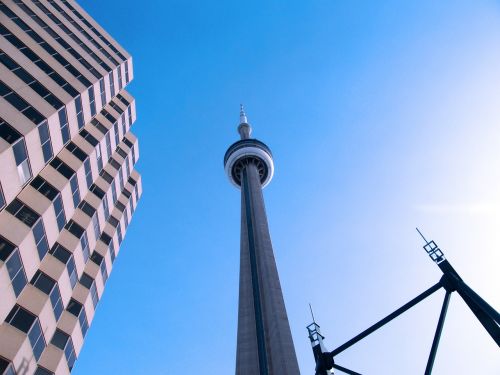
[240,104,248,124]
[309,303,316,324]
[416,227,428,243]
[237,104,252,139]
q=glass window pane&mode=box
[6,306,35,333]
[50,329,69,350]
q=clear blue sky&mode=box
[75,1,500,373]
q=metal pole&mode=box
[455,284,500,347]
[331,282,442,356]
[332,363,363,375]
[424,290,451,375]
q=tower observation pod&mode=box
[224,106,301,375]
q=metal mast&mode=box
[224,107,300,375]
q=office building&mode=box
[0,1,142,373]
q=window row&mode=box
[0,7,82,94]
[46,0,120,67]
[4,300,88,372]
[59,0,127,61]
[31,0,111,72]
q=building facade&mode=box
[224,108,300,374]
[0,1,142,374]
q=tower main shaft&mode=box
[225,108,300,374]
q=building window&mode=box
[49,243,77,288]
[79,129,98,147]
[66,142,87,162]
[116,222,123,245]
[108,216,119,228]
[131,147,137,165]
[64,220,89,262]
[124,62,130,83]
[0,80,45,125]
[109,101,124,115]
[88,87,96,117]
[58,108,70,144]
[50,329,76,371]
[50,158,75,179]
[30,176,58,201]
[92,213,100,240]
[121,113,126,135]
[65,220,84,238]
[0,183,5,210]
[6,199,40,227]
[127,106,132,125]
[109,72,115,97]
[91,118,107,134]
[134,185,139,202]
[99,232,112,246]
[90,184,105,199]
[123,137,134,149]
[38,120,53,163]
[80,273,99,308]
[99,77,106,106]
[78,200,96,217]
[75,95,84,129]
[109,240,116,263]
[66,299,89,337]
[91,251,108,284]
[116,201,126,213]
[80,232,90,263]
[109,158,120,170]
[117,94,130,106]
[31,271,63,320]
[34,366,54,375]
[102,195,110,219]
[113,122,120,148]
[118,168,124,191]
[69,175,80,208]
[116,147,127,159]
[0,356,15,375]
[128,176,137,186]
[123,189,131,199]
[117,66,123,90]
[111,182,117,204]
[0,236,27,297]
[125,156,131,177]
[84,159,93,189]
[6,305,46,360]
[105,133,112,160]
[99,170,113,185]
[30,176,66,231]
[54,195,66,232]
[96,144,103,172]
[12,137,32,185]
[123,209,129,230]
[33,220,49,261]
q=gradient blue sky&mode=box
[75,1,500,373]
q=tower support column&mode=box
[225,108,300,375]
[236,162,300,375]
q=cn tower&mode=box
[224,107,300,374]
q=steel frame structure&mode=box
[307,230,500,375]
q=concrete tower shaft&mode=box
[224,109,300,375]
